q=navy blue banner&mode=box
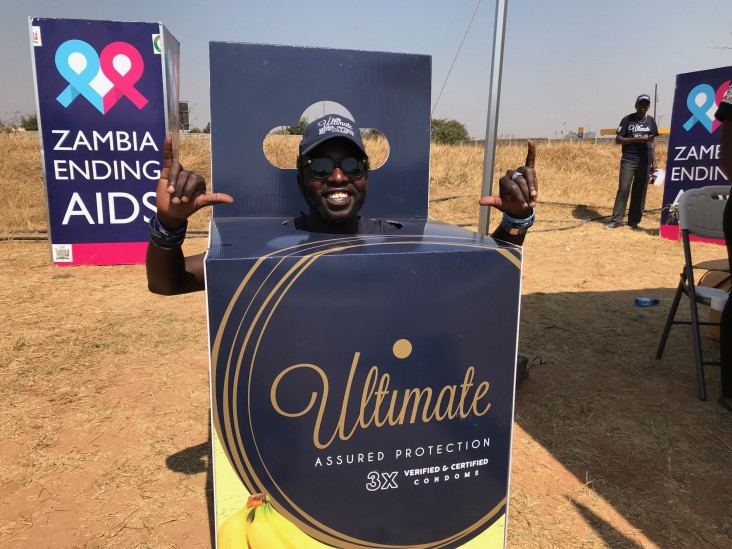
[660,65,731,241]
[30,18,178,264]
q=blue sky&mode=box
[3,0,732,138]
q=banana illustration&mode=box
[220,493,335,548]
[218,494,272,549]
[246,502,282,547]
[216,500,255,549]
[261,502,332,548]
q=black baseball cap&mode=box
[636,94,651,104]
[299,114,366,157]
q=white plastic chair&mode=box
[656,185,730,400]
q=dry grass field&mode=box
[1,131,731,548]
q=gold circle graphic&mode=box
[392,338,413,359]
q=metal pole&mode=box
[653,83,658,120]
[478,0,508,235]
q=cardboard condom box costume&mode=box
[164,43,532,548]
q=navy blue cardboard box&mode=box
[206,42,522,549]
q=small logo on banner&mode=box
[53,244,73,262]
[55,39,149,114]
[32,26,42,46]
[683,80,732,133]
[152,34,162,54]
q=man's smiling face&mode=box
[299,138,368,224]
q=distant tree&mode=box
[189,127,202,134]
[20,114,38,131]
[203,122,211,134]
[284,118,308,135]
[430,118,469,145]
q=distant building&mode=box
[179,101,190,131]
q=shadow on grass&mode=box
[571,204,606,222]
[516,286,732,547]
[568,205,662,235]
[570,500,644,548]
[166,434,215,549]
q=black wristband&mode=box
[149,214,187,249]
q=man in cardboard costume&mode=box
[146,115,538,294]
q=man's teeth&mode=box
[327,192,349,200]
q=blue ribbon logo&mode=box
[55,39,105,114]
[683,83,715,133]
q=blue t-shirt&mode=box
[616,113,659,163]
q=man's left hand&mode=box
[479,140,538,219]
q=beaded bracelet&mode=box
[149,214,188,249]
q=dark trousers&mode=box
[610,158,650,225]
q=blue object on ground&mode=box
[634,297,660,307]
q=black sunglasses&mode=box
[306,157,366,179]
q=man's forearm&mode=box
[490,225,527,246]
[146,243,205,295]
[615,135,645,145]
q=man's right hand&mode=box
[479,140,538,219]
[155,136,234,230]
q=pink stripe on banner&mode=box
[659,224,725,245]
[53,242,148,266]
[659,225,679,241]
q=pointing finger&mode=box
[162,136,173,171]
[159,136,174,186]
[167,161,182,194]
[524,139,536,169]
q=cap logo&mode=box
[318,116,355,138]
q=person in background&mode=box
[146,115,539,295]
[606,93,659,230]
[714,81,732,412]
